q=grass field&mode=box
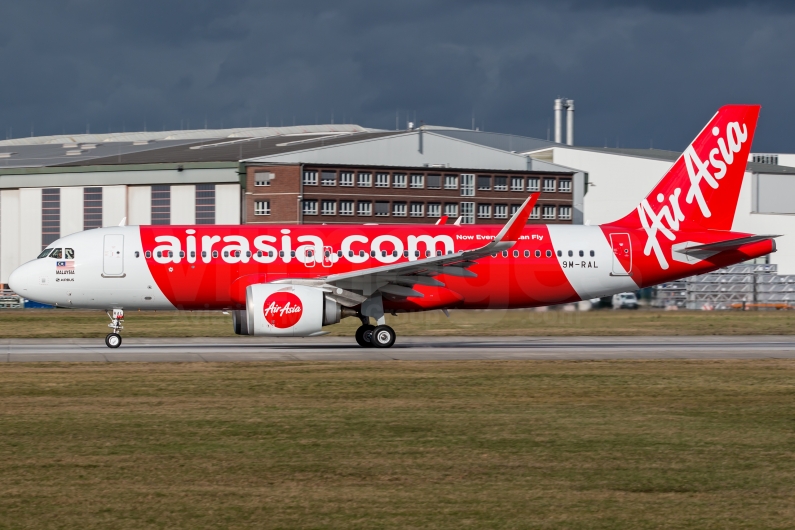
[2,307,795,338]
[1,360,794,528]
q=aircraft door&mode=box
[322,246,333,267]
[103,235,125,276]
[610,233,632,275]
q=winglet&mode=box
[435,215,448,226]
[118,217,127,227]
[493,193,539,244]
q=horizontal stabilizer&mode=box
[683,235,780,254]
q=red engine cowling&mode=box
[243,284,342,336]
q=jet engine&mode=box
[241,284,347,336]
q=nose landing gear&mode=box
[106,309,124,348]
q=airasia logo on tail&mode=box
[263,292,303,328]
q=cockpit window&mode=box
[50,248,63,259]
[37,248,53,259]
[65,248,75,259]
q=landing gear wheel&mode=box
[371,325,396,348]
[355,325,375,348]
[105,333,122,348]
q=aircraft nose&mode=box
[8,263,32,295]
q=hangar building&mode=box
[0,125,583,284]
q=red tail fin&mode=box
[612,105,760,232]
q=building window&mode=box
[340,200,354,216]
[477,176,491,190]
[543,178,556,192]
[427,174,442,189]
[527,177,540,191]
[83,187,102,230]
[254,200,270,216]
[427,203,441,218]
[340,172,354,187]
[375,201,390,216]
[410,202,424,217]
[444,175,458,190]
[444,203,458,217]
[559,179,572,193]
[393,202,407,217]
[357,172,372,187]
[375,173,390,188]
[321,171,337,186]
[357,201,372,216]
[302,199,318,216]
[151,185,170,225]
[530,205,540,219]
[494,176,508,191]
[478,204,492,218]
[511,177,524,192]
[460,202,474,224]
[393,173,407,188]
[511,204,521,215]
[460,174,475,197]
[303,170,318,186]
[42,188,60,248]
[196,184,215,224]
[254,172,272,186]
[494,204,508,219]
[558,206,572,220]
[410,174,424,189]
[321,200,336,216]
[543,205,556,219]
[753,154,779,165]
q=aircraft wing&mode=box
[280,194,539,302]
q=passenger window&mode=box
[168,251,173,258]
[535,250,541,258]
[568,250,573,257]
[403,251,409,258]
[348,251,354,257]
[156,251,162,258]
[50,248,63,259]
[359,250,365,258]
[437,250,443,257]
[557,250,562,257]
[290,251,296,258]
[213,251,219,258]
[425,251,431,257]
[65,248,75,259]
[392,251,398,257]
[513,250,519,258]
[579,250,584,257]
[278,251,284,258]
[269,251,274,257]
[524,250,530,258]
[145,251,151,258]
[371,251,376,257]
[257,251,262,257]
[201,251,207,258]
[325,251,330,258]
[190,251,196,258]
[179,251,185,258]
[415,251,420,257]
[590,250,595,257]
[224,251,229,257]
[37,248,53,259]
[502,251,508,258]
[546,250,552,258]
[337,250,343,257]
[135,251,140,258]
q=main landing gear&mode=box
[355,318,396,348]
[105,309,124,348]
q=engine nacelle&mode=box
[244,284,342,336]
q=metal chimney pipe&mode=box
[554,98,564,143]
[566,99,574,146]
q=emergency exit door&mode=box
[610,233,632,275]
[103,235,125,276]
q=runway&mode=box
[2,336,795,362]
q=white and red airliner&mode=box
[8,105,777,348]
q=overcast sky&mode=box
[1,0,793,151]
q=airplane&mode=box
[8,105,777,349]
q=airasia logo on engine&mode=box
[263,292,303,328]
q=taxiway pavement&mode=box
[2,336,795,362]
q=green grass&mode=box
[0,360,794,528]
[2,307,795,338]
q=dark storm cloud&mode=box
[0,0,793,151]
